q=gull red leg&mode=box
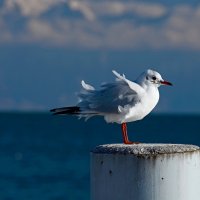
[121,123,139,144]
[121,123,133,144]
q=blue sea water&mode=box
[0,112,199,200]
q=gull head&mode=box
[137,69,173,88]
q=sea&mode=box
[0,112,199,200]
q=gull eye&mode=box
[152,76,156,80]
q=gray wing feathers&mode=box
[77,71,141,114]
[112,70,144,95]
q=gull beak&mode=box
[160,80,173,86]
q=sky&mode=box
[0,0,200,113]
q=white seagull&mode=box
[51,69,172,144]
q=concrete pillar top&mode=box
[92,144,200,157]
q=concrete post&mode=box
[91,144,200,200]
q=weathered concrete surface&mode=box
[91,144,200,200]
[92,143,200,157]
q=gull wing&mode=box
[112,70,144,96]
[78,71,145,114]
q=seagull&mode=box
[50,69,172,144]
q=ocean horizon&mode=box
[0,112,199,199]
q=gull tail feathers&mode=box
[81,80,95,91]
[50,106,81,115]
[50,106,98,119]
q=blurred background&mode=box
[0,0,199,199]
